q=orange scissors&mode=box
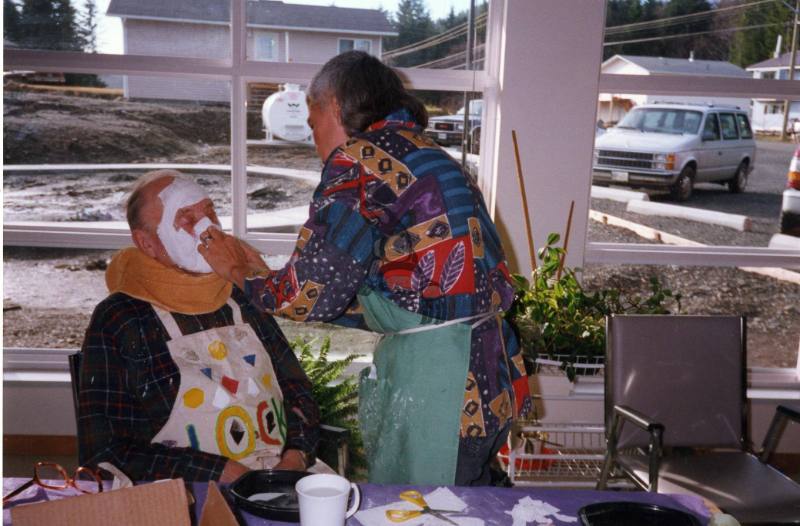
[385,490,463,525]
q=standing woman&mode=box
[201,51,531,486]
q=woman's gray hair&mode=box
[307,51,427,135]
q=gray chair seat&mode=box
[620,450,800,523]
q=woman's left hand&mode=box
[198,227,267,289]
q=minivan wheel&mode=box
[728,161,748,193]
[670,165,694,202]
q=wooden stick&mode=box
[511,129,537,271]
[556,200,575,281]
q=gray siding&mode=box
[123,19,382,102]
[288,31,379,64]
[124,19,230,102]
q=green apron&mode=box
[357,288,484,485]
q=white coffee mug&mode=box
[295,473,361,526]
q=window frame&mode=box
[4,0,799,270]
[338,37,372,55]
[589,72,800,267]
[253,30,280,62]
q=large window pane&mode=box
[244,87,483,235]
[3,74,231,226]
[591,94,798,249]
[4,0,231,59]
[582,260,799,369]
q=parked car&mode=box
[592,103,756,201]
[425,99,482,151]
[780,145,800,237]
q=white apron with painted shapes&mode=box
[151,299,287,469]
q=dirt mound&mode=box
[3,89,231,164]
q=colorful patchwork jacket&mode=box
[245,109,531,440]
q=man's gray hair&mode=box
[307,51,427,136]
[126,169,182,231]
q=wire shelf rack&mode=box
[503,421,616,488]
[531,354,605,377]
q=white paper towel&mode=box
[354,487,484,526]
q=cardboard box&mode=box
[11,479,237,526]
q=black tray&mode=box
[228,470,311,523]
[579,501,702,526]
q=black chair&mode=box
[69,352,350,476]
[596,315,800,524]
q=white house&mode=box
[599,54,751,125]
[107,0,396,102]
[746,51,800,133]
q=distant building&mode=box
[106,0,396,103]
[746,52,800,133]
[599,54,751,125]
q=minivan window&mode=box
[736,114,753,139]
[719,113,739,140]
[617,108,703,134]
[702,113,721,140]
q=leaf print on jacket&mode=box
[440,241,465,294]
[411,250,435,292]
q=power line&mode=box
[383,19,487,61]
[382,12,487,59]
[604,21,790,46]
[605,0,779,36]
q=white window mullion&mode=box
[600,73,800,100]
[230,0,248,237]
[4,49,232,78]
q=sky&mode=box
[91,0,474,55]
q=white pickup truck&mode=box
[593,103,756,201]
[424,99,482,151]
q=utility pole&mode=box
[780,0,799,141]
[461,0,476,168]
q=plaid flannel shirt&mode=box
[77,287,319,482]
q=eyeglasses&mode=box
[3,462,103,505]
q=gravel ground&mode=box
[584,219,799,368]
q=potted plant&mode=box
[505,233,682,383]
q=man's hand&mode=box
[198,227,268,289]
[219,459,249,484]
[273,449,308,471]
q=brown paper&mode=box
[11,478,193,526]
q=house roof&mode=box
[106,0,396,35]
[746,51,797,70]
[605,54,749,78]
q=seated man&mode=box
[78,170,319,482]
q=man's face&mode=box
[135,176,220,273]
[307,96,349,162]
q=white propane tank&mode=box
[262,84,312,142]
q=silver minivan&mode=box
[593,103,756,201]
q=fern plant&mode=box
[291,336,366,477]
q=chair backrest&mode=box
[606,315,746,450]
[68,352,82,429]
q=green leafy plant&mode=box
[505,233,682,381]
[291,336,366,476]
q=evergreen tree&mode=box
[728,1,793,68]
[4,0,22,44]
[385,0,435,67]
[17,0,84,51]
[81,0,98,53]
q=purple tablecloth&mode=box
[4,478,710,525]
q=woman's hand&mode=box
[198,227,268,289]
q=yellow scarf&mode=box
[106,247,233,315]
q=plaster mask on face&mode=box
[156,178,219,274]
